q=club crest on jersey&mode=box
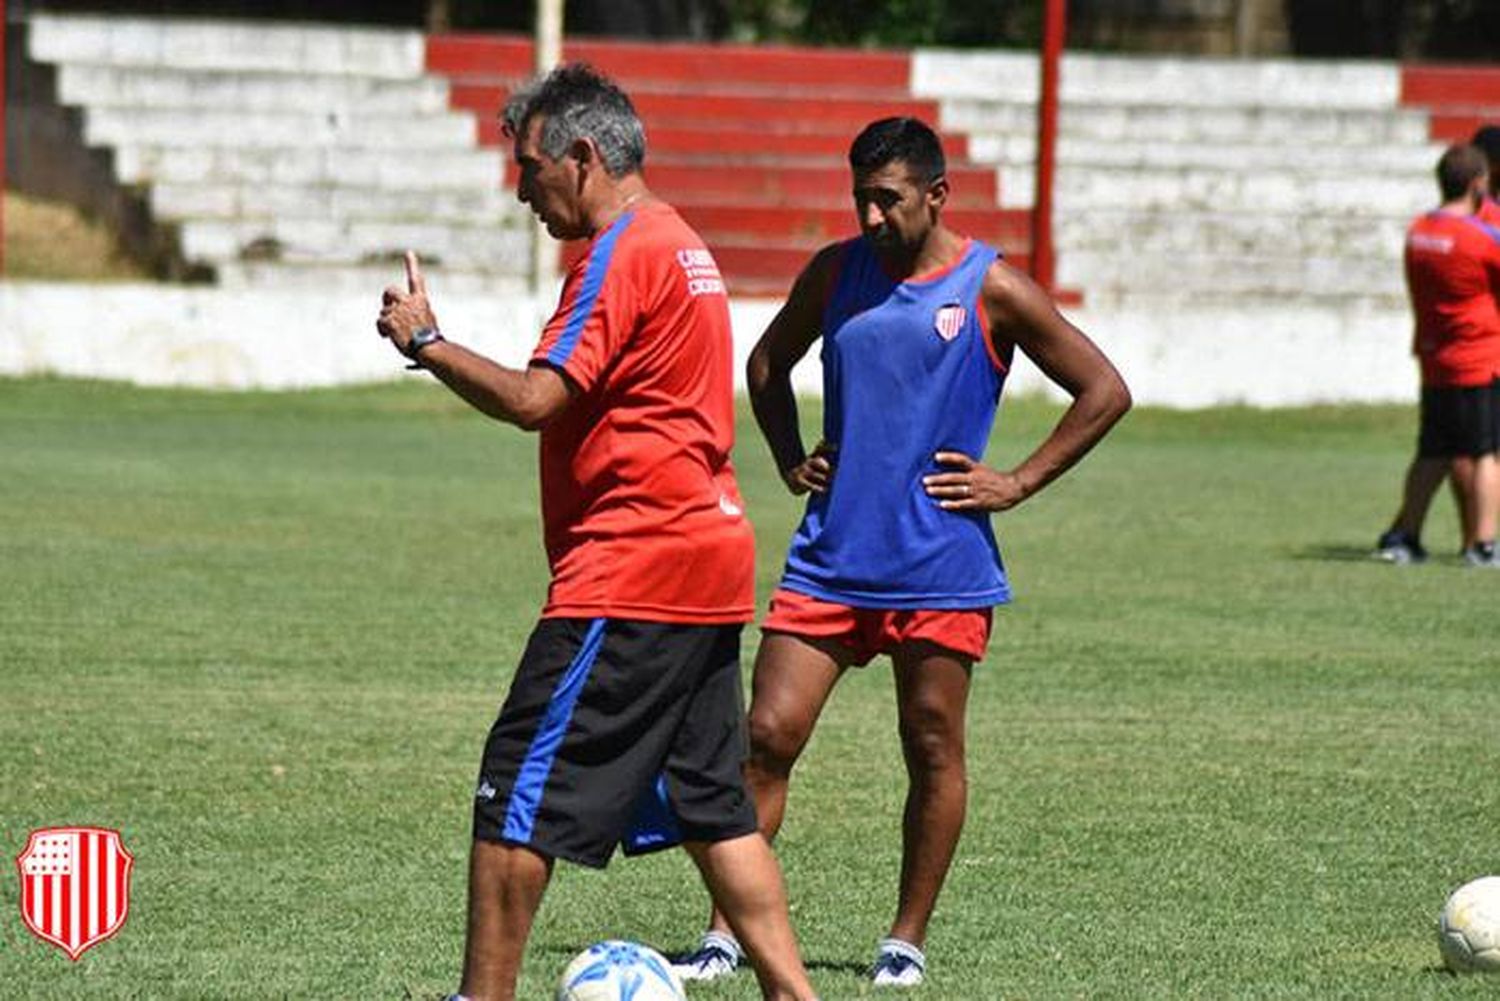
[933,303,967,342]
[16,827,134,960]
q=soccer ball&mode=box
[1438,876,1500,973]
[556,940,686,1001]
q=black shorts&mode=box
[472,618,757,868]
[1419,381,1500,458]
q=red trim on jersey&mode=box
[894,237,973,285]
[973,286,1012,374]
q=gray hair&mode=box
[502,63,646,177]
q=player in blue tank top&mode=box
[675,119,1131,988]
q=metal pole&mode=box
[1030,0,1065,294]
[531,0,563,298]
[1235,0,1259,56]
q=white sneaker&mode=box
[671,930,742,982]
[870,937,926,987]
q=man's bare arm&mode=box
[376,251,573,431]
[924,260,1131,512]
[746,244,842,494]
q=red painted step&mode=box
[427,34,911,91]
[677,204,1031,248]
[643,162,997,207]
[496,159,999,206]
[1429,111,1500,142]
[644,125,969,162]
[425,32,1073,302]
[1401,66,1500,109]
[706,244,1039,298]
[477,116,962,153]
[452,84,940,135]
[559,237,1053,300]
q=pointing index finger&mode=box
[404,250,426,296]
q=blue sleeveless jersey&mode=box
[781,237,1012,609]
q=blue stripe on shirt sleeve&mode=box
[547,212,635,369]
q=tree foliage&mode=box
[726,0,1044,47]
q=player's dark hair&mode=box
[849,117,946,185]
[1470,125,1500,163]
[502,63,646,177]
[1437,144,1488,201]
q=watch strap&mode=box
[404,327,445,369]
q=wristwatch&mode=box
[404,326,445,369]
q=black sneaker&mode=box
[1463,541,1499,567]
[1375,529,1427,564]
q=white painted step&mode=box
[1059,250,1405,297]
[1051,168,1432,214]
[941,101,1432,146]
[149,182,518,225]
[28,13,424,78]
[82,107,477,150]
[1076,288,1409,313]
[175,221,526,261]
[968,133,1443,174]
[1055,210,1411,257]
[913,50,1400,109]
[177,219,530,272]
[211,261,530,295]
[113,144,507,195]
[54,63,450,115]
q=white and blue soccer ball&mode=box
[1439,876,1500,973]
[556,940,686,1001]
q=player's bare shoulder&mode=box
[978,255,1056,333]
[789,241,849,307]
[768,240,848,337]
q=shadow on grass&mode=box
[1293,543,1476,568]
[805,957,870,976]
[656,944,867,977]
[1290,544,1383,563]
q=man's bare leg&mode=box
[1473,453,1500,546]
[687,833,819,1000]
[1389,456,1448,539]
[1453,453,1500,552]
[457,840,553,1001]
[703,632,846,936]
[886,643,972,950]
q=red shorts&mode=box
[761,587,992,666]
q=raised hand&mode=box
[376,250,439,356]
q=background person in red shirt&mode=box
[376,64,818,1001]
[1376,144,1500,566]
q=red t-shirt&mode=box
[529,200,754,623]
[1405,209,1500,387]
[1481,197,1500,226]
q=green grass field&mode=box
[2,376,1497,1000]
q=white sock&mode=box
[702,929,743,959]
[877,937,926,968]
